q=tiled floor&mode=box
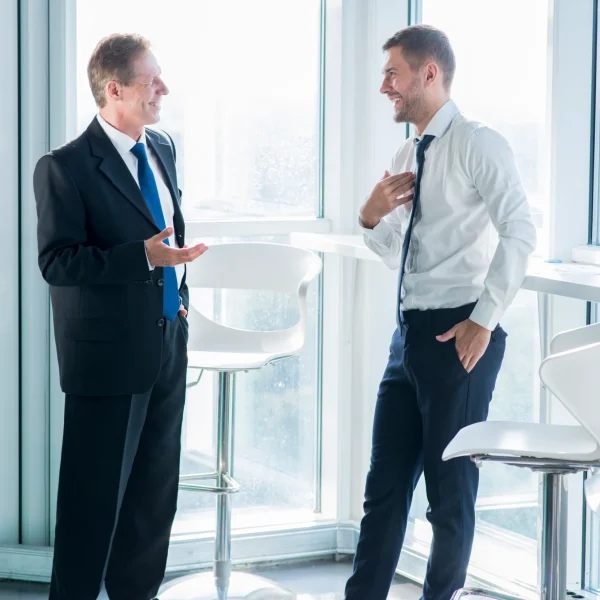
[252,560,422,599]
[0,559,422,599]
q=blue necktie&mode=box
[397,134,436,327]
[131,142,179,321]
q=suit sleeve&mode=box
[34,153,151,286]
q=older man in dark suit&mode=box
[34,33,206,600]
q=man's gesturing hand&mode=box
[360,170,416,229]
[145,227,208,267]
[436,319,491,374]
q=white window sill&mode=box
[185,217,332,239]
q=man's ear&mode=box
[105,80,121,102]
[423,62,439,87]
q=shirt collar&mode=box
[96,113,146,155]
[414,99,459,143]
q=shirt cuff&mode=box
[358,216,395,247]
[469,299,504,331]
[144,246,154,271]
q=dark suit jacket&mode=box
[33,117,189,397]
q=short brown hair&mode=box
[383,25,456,90]
[87,33,151,108]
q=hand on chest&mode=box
[397,146,476,222]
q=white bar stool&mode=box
[443,322,600,600]
[159,242,322,600]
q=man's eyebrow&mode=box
[383,66,396,74]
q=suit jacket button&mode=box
[157,318,165,327]
[157,278,164,287]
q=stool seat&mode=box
[188,349,294,372]
[186,310,307,373]
[443,421,600,462]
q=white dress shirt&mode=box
[96,114,184,289]
[361,99,537,331]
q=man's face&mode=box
[380,46,426,125]
[118,50,169,127]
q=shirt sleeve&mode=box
[466,126,537,330]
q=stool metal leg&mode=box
[450,471,568,600]
[215,371,234,599]
[540,473,567,600]
[158,371,296,600]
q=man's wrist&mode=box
[359,209,381,230]
[467,318,491,333]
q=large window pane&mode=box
[76,0,322,220]
[405,0,551,592]
[420,0,550,258]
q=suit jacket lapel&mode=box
[146,130,185,238]
[86,118,158,230]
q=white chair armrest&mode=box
[550,322,600,354]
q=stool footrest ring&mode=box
[178,472,240,494]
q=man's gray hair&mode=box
[87,33,151,108]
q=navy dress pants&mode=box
[345,303,506,600]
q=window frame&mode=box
[0,0,20,546]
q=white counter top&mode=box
[291,233,375,262]
[290,232,600,303]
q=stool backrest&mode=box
[550,322,600,354]
[539,340,600,446]
[185,242,322,293]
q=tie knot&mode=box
[416,134,435,154]
[131,142,148,162]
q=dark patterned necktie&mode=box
[397,134,436,327]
